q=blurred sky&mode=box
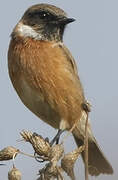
[0,0,118,179]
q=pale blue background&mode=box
[0,0,117,179]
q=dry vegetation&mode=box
[0,102,90,180]
[0,131,85,180]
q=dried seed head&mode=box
[48,144,64,166]
[20,130,33,143]
[20,131,51,156]
[44,163,58,180]
[38,163,63,180]
[0,146,19,161]
[32,133,51,156]
[8,166,21,180]
[61,146,84,180]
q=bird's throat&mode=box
[12,22,64,42]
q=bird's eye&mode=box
[27,11,54,22]
[39,11,49,19]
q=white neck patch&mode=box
[16,22,42,40]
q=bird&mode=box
[8,3,113,176]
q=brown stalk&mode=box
[84,112,89,180]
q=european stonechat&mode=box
[8,4,113,176]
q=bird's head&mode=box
[12,4,75,42]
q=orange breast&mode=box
[8,37,85,129]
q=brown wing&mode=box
[61,44,78,75]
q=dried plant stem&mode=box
[19,151,35,158]
[12,152,18,167]
[56,167,64,180]
[84,112,89,180]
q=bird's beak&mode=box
[58,17,76,25]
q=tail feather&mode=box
[73,135,113,176]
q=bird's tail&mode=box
[72,112,113,176]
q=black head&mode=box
[20,4,75,41]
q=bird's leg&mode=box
[45,137,50,143]
[50,129,65,146]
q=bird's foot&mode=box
[34,152,48,163]
[50,129,65,146]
